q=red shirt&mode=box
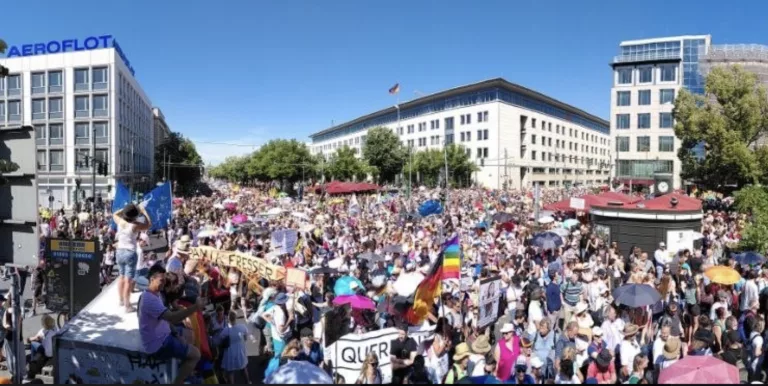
[587,361,615,384]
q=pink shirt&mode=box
[496,335,520,380]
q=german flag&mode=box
[388,83,400,94]
[404,241,446,325]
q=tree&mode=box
[444,144,478,187]
[247,139,315,183]
[327,146,367,181]
[674,65,768,189]
[155,132,203,195]
[362,126,406,184]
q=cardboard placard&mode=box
[190,246,285,281]
[286,268,308,289]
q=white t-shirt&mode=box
[620,340,641,369]
[269,306,289,342]
[116,223,138,251]
[750,332,763,370]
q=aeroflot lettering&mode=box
[5,35,136,76]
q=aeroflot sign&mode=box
[4,35,135,75]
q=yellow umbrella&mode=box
[704,266,742,285]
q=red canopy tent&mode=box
[325,181,380,195]
[543,191,641,212]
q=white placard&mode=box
[460,276,474,292]
[477,276,502,329]
[666,229,694,254]
[570,197,585,210]
[324,324,435,384]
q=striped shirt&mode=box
[560,281,583,306]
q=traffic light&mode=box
[75,178,82,189]
[84,157,90,168]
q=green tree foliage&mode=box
[362,127,406,183]
[674,65,768,189]
[247,139,314,182]
[155,132,203,194]
[405,144,477,188]
[0,39,6,54]
[326,146,369,181]
[733,185,768,253]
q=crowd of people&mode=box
[1,180,763,385]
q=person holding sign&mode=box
[113,203,152,313]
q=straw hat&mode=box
[471,335,492,355]
[574,302,589,315]
[623,323,639,337]
[663,337,681,360]
[453,343,471,361]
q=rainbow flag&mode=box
[442,235,460,279]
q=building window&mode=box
[75,123,90,145]
[531,118,536,128]
[32,99,46,120]
[637,113,651,129]
[31,73,46,95]
[531,151,537,161]
[94,149,108,165]
[638,67,653,83]
[618,159,673,178]
[50,150,64,171]
[48,71,63,93]
[92,67,108,90]
[637,136,650,152]
[617,68,632,84]
[660,65,677,82]
[638,90,651,105]
[407,125,414,134]
[93,122,109,144]
[8,100,21,122]
[75,69,89,91]
[660,89,675,104]
[616,114,630,129]
[49,98,63,119]
[477,111,489,123]
[659,112,673,128]
[34,125,46,146]
[476,148,488,158]
[75,96,90,118]
[659,136,675,152]
[617,91,631,106]
[7,75,21,96]
[49,124,63,145]
[36,150,47,171]
[75,149,90,171]
[616,137,629,152]
[445,117,454,130]
[531,135,536,145]
[0,102,4,122]
[93,95,108,117]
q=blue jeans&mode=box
[116,249,138,280]
[135,268,150,291]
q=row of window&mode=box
[396,111,489,137]
[615,135,675,152]
[0,67,109,97]
[616,113,673,129]
[35,148,110,173]
[617,159,674,178]
[529,135,609,156]
[616,65,677,85]
[529,151,609,167]
[458,130,490,142]
[527,117,608,145]
[34,122,110,147]
[616,89,676,107]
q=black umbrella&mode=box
[492,212,516,223]
[383,244,404,254]
[310,266,338,275]
[613,284,661,308]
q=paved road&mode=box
[0,279,268,383]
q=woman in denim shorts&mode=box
[112,203,152,312]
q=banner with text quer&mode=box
[109,182,132,230]
[142,181,173,232]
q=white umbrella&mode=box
[266,360,333,384]
[393,272,425,297]
[292,211,310,221]
[196,228,218,239]
[267,207,283,216]
[538,216,555,224]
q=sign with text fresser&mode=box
[190,246,285,281]
[324,324,435,384]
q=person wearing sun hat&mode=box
[619,323,641,380]
[586,348,617,384]
[469,334,492,376]
[445,343,472,384]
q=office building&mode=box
[310,78,612,189]
[153,107,171,148]
[610,35,711,191]
[0,36,154,208]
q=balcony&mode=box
[613,51,681,64]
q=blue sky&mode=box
[2,0,766,164]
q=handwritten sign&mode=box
[286,268,307,289]
[189,246,285,282]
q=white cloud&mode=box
[190,129,267,166]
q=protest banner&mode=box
[189,246,285,282]
[286,268,308,289]
[477,276,502,329]
[324,324,435,384]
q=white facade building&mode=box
[310,78,612,189]
[610,35,711,191]
[0,37,154,209]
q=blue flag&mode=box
[110,182,132,230]
[141,181,173,232]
